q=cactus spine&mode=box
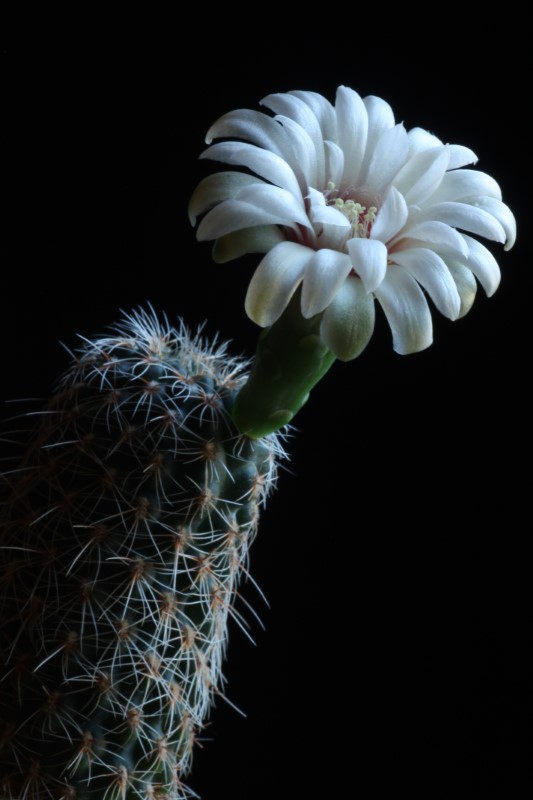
[0,309,285,799]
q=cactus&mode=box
[0,308,285,800]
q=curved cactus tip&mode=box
[231,291,336,439]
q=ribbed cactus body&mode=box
[0,310,284,800]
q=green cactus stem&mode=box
[0,309,285,800]
[232,290,336,439]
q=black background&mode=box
[2,27,531,799]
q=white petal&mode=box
[300,249,353,318]
[347,238,388,294]
[416,201,506,244]
[245,241,313,326]
[363,124,409,195]
[308,187,350,228]
[448,144,478,169]
[289,90,337,142]
[274,114,318,188]
[197,184,311,241]
[446,261,478,318]
[188,171,263,225]
[392,248,461,320]
[335,86,368,190]
[206,109,288,155]
[429,169,502,204]
[460,234,501,296]
[375,267,433,354]
[407,127,443,155]
[371,187,409,243]
[392,220,469,258]
[320,275,375,360]
[200,142,303,201]
[212,226,286,263]
[324,140,345,188]
[261,92,326,187]
[360,95,395,175]
[460,197,516,251]
[393,145,450,205]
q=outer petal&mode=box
[415,201,506,244]
[196,184,312,241]
[429,169,503,204]
[335,86,368,190]
[392,220,469,258]
[245,241,313,326]
[371,187,409,243]
[460,196,516,250]
[446,261,478,318]
[300,249,353,318]
[347,238,388,294]
[360,95,395,175]
[393,145,450,205]
[320,275,375,360]
[188,172,263,225]
[289,90,337,142]
[407,127,443,155]
[212,226,286,263]
[374,266,433,354]
[391,247,461,320]
[206,109,288,153]
[274,115,318,189]
[448,144,478,169]
[261,92,326,187]
[200,142,303,201]
[460,234,501,296]
[363,124,409,195]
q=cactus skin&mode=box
[0,309,285,800]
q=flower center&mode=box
[324,182,377,239]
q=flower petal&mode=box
[460,197,516,250]
[375,267,433,354]
[274,115,319,188]
[391,248,461,320]
[261,92,326,187]
[407,127,443,155]
[429,169,503,204]
[371,187,409,243]
[347,238,388,294]
[360,95,395,175]
[212,226,286,263]
[448,144,478,169]
[197,184,311,241]
[393,145,450,205]
[363,124,409,195]
[445,261,478,319]
[335,86,368,190]
[320,275,375,360]
[200,142,303,201]
[289,90,337,142]
[300,249,353,318]
[188,171,263,225]
[324,140,345,188]
[308,187,350,228]
[415,201,506,244]
[392,220,469,258]
[245,241,313,326]
[206,108,288,156]
[460,234,501,296]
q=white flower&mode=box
[189,86,516,360]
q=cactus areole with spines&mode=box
[0,309,285,800]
